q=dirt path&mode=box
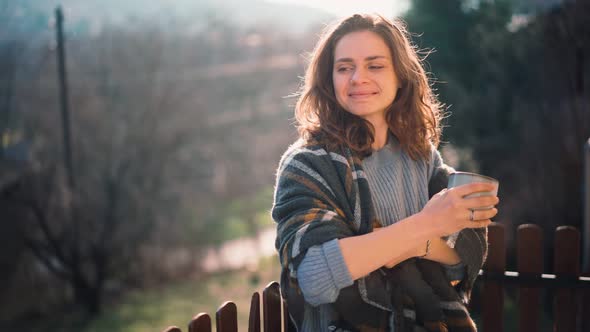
[201,227,277,272]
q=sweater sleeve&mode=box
[296,239,354,306]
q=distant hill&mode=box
[7,0,335,37]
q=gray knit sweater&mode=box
[294,136,466,331]
[297,136,465,308]
[273,134,488,332]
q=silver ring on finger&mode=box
[469,209,475,222]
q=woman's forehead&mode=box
[333,31,391,61]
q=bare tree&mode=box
[7,23,204,314]
[3,6,307,318]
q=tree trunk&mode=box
[72,273,102,314]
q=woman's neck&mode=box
[371,121,389,151]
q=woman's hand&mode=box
[420,182,499,237]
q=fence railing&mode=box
[162,223,590,332]
[161,281,289,332]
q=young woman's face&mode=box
[332,30,400,126]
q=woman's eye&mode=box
[369,65,384,70]
[336,67,352,72]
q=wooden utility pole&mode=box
[55,6,75,189]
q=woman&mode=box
[272,13,498,332]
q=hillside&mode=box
[7,0,335,37]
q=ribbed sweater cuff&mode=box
[296,239,353,306]
[323,239,354,290]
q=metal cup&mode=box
[447,172,499,210]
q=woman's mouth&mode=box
[349,91,378,99]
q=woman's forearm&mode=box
[422,237,461,265]
[381,234,461,268]
[338,212,437,280]
[339,181,497,281]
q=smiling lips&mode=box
[348,91,379,99]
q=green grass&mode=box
[185,187,276,245]
[81,256,281,332]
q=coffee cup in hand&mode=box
[447,172,499,210]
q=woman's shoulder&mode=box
[427,141,443,165]
[277,138,330,168]
[282,138,327,157]
[277,137,351,176]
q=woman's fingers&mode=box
[426,184,499,235]
[454,208,497,229]
[464,195,499,209]
[467,208,498,222]
[450,182,496,198]
[466,219,492,228]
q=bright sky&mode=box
[265,0,410,18]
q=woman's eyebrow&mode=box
[334,55,388,63]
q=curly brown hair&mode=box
[295,13,444,160]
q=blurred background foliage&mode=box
[0,0,588,331]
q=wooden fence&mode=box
[161,223,590,332]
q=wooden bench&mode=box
[162,223,590,332]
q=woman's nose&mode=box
[350,68,369,84]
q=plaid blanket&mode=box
[272,138,487,331]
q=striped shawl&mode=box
[272,138,487,331]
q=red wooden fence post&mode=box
[216,301,238,332]
[482,222,506,332]
[249,292,261,332]
[582,287,590,332]
[553,226,580,332]
[263,281,283,332]
[517,224,543,332]
[189,313,212,332]
[163,327,182,332]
